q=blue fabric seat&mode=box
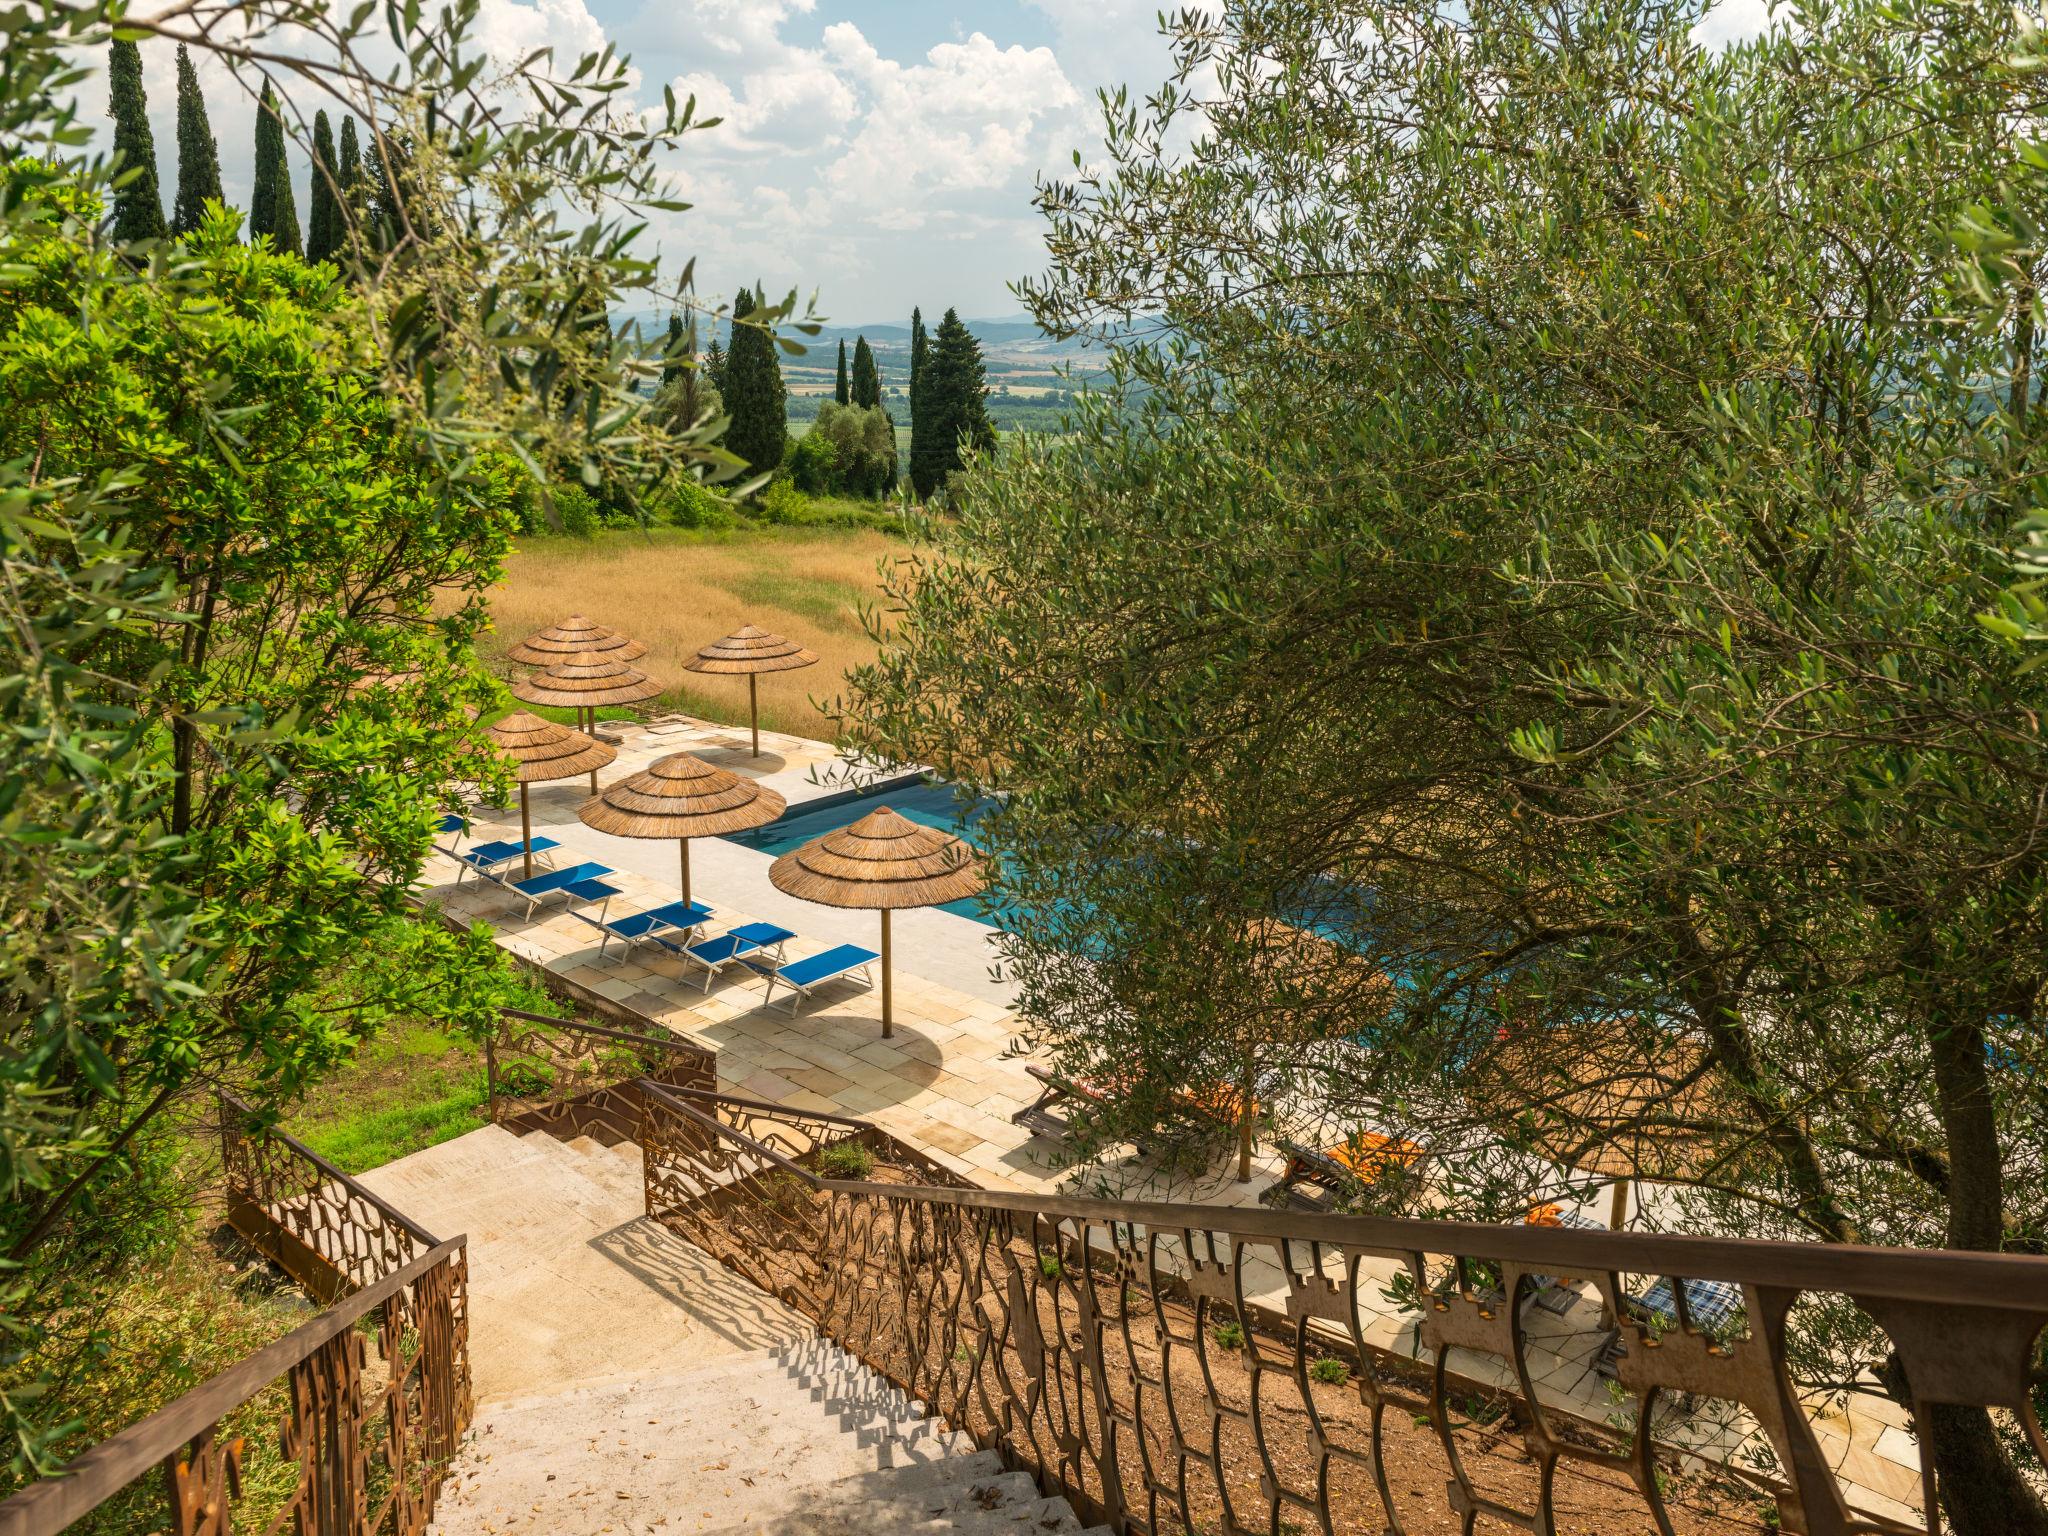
[505,861,614,917]
[759,943,880,1014]
[454,836,559,885]
[1630,1276,1743,1335]
[598,900,714,960]
[661,922,796,991]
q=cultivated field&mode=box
[483,525,906,740]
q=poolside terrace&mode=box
[418,712,1936,1528]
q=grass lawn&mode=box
[284,1020,490,1173]
[485,522,907,740]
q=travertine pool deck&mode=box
[419,713,1929,1525]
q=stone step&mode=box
[397,1132,1105,1535]
[362,1127,810,1407]
[696,1468,1079,1536]
[549,1132,645,1208]
[361,1124,633,1259]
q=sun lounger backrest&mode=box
[778,944,879,988]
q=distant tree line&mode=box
[106,37,396,263]
[708,292,997,504]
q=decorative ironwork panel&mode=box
[638,1081,2048,1536]
[485,1008,714,1142]
[164,1428,243,1536]
[221,1102,426,1299]
[2,1096,472,1536]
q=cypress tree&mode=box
[337,116,364,246]
[835,339,850,405]
[654,313,715,433]
[851,336,880,409]
[662,313,687,387]
[907,307,928,489]
[305,110,341,263]
[908,308,995,500]
[704,338,727,393]
[107,39,166,243]
[358,130,406,253]
[170,45,224,237]
[721,287,788,477]
[250,83,301,257]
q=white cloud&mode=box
[1693,0,1776,49]
[817,28,1079,206]
[476,0,614,69]
[640,11,1087,316]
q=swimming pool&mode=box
[718,778,1003,925]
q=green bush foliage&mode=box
[817,1141,876,1179]
[663,478,739,530]
[0,188,519,1474]
[807,402,898,498]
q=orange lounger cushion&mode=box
[1322,1132,1423,1181]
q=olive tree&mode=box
[843,1,2048,1528]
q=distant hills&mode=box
[616,308,1115,404]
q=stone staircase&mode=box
[359,1125,1107,1536]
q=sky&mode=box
[102,0,1774,330]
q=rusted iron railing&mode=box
[483,1006,713,1143]
[637,1080,2048,1536]
[219,1092,437,1304]
[0,1106,470,1536]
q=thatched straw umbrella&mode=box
[682,625,818,757]
[508,652,665,791]
[507,614,647,664]
[1229,918,1395,1183]
[1479,1023,1727,1228]
[577,752,786,908]
[485,711,618,879]
[768,806,982,1037]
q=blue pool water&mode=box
[719,779,1003,924]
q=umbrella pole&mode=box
[749,674,760,757]
[585,706,599,793]
[1609,1177,1631,1230]
[679,839,691,909]
[520,783,534,880]
[881,909,892,1038]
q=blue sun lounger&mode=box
[660,922,795,991]
[598,899,715,961]
[454,836,560,885]
[758,944,880,1014]
[505,861,616,919]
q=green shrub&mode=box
[1308,1356,1350,1386]
[1038,1249,1064,1280]
[756,476,812,525]
[538,480,600,537]
[786,428,840,495]
[665,478,738,530]
[817,1141,875,1179]
[1211,1319,1245,1350]
[759,1170,812,1216]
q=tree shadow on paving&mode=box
[588,1215,814,1355]
[717,1008,947,1107]
[691,742,790,774]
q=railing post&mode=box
[483,1033,498,1125]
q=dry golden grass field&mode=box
[481,525,907,740]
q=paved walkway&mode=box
[420,714,1927,1527]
